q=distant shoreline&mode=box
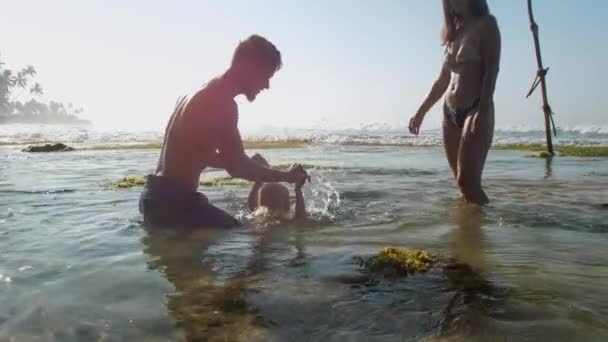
[0,116,91,125]
[2,140,607,157]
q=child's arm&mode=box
[248,182,263,212]
[247,154,271,211]
[294,183,306,220]
[292,164,310,220]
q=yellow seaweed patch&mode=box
[85,143,162,150]
[525,151,554,158]
[107,176,146,189]
[494,144,608,157]
[199,177,252,187]
[106,175,252,190]
[364,247,434,277]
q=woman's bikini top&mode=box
[445,29,482,73]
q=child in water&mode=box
[247,154,309,221]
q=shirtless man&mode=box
[139,35,308,228]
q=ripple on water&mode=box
[2,145,608,340]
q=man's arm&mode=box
[215,102,292,183]
[206,151,226,169]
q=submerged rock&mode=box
[357,246,508,339]
[108,176,146,189]
[361,247,434,277]
[359,246,496,294]
[526,151,553,158]
[21,143,75,152]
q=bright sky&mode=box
[1,0,606,131]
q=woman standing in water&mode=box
[409,0,500,204]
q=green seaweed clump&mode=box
[494,144,608,157]
[86,142,162,151]
[243,139,310,149]
[525,151,554,158]
[108,176,146,189]
[364,247,434,277]
[21,143,75,152]
[555,145,608,157]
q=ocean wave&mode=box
[1,123,607,147]
[495,125,608,135]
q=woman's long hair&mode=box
[441,0,490,45]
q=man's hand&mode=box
[251,153,270,167]
[292,164,309,220]
[289,164,310,188]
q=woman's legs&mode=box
[443,117,462,183]
[456,108,495,205]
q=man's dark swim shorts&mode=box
[139,175,238,228]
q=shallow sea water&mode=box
[1,144,608,341]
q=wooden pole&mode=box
[526,0,555,155]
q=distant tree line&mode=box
[0,54,89,124]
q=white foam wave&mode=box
[1,123,607,147]
[496,125,608,135]
[0,124,163,145]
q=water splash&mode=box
[305,171,341,221]
[235,171,341,225]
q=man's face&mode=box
[242,64,275,102]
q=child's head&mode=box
[259,183,290,214]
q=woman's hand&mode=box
[408,112,425,135]
[469,110,490,136]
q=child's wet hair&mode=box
[259,183,290,213]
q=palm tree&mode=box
[14,101,24,115]
[30,82,43,96]
[0,72,9,92]
[22,65,36,77]
[0,70,15,110]
[2,70,16,87]
[15,72,28,88]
